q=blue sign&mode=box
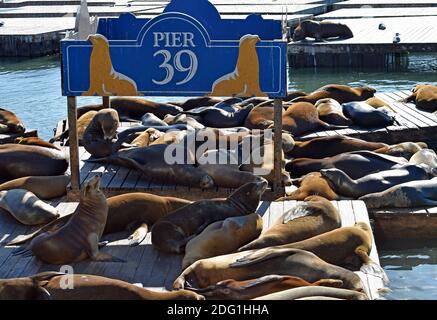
[61,0,287,98]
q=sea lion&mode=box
[0,272,204,300]
[409,148,437,169]
[15,137,60,151]
[140,113,168,127]
[375,141,428,159]
[21,175,121,264]
[164,114,205,129]
[210,34,267,97]
[110,98,183,121]
[189,275,343,300]
[128,128,164,148]
[342,101,396,127]
[0,144,68,180]
[243,105,275,129]
[360,177,437,208]
[321,164,431,198]
[0,189,59,225]
[182,104,254,128]
[175,97,223,111]
[173,248,365,292]
[405,84,437,112]
[151,180,267,254]
[293,20,353,41]
[82,108,120,158]
[50,110,97,144]
[0,107,25,134]
[197,164,264,189]
[254,286,367,300]
[365,97,395,112]
[278,172,339,201]
[286,150,407,179]
[291,84,375,105]
[240,196,341,251]
[182,213,263,269]
[149,130,186,146]
[287,135,388,159]
[315,98,352,126]
[0,175,70,200]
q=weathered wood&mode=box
[67,96,80,198]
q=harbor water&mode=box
[1,54,437,299]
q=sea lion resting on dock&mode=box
[0,175,70,200]
[0,189,59,225]
[291,84,375,105]
[15,137,60,151]
[315,98,352,126]
[360,177,437,208]
[342,101,396,128]
[182,104,254,128]
[293,20,353,42]
[0,107,25,134]
[254,286,368,300]
[173,248,365,292]
[0,144,68,180]
[17,175,122,264]
[189,275,343,300]
[409,148,437,169]
[405,84,437,112]
[164,114,205,129]
[152,180,267,254]
[50,110,97,144]
[173,96,223,111]
[240,196,341,251]
[0,272,204,300]
[374,141,428,159]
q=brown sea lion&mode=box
[278,172,339,201]
[0,144,68,180]
[82,108,120,158]
[365,97,395,112]
[15,137,60,150]
[110,97,183,120]
[189,275,343,300]
[0,272,204,300]
[254,286,368,300]
[375,141,428,159]
[244,105,275,129]
[151,180,268,254]
[173,248,365,292]
[293,20,353,42]
[0,107,25,134]
[149,130,186,146]
[50,110,98,144]
[291,84,376,105]
[21,175,122,264]
[287,135,388,159]
[315,98,352,126]
[240,196,341,251]
[405,84,437,112]
[0,175,70,200]
[182,213,263,269]
[130,128,164,147]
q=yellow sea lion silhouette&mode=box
[210,34,267,97]
[83,34,141,96]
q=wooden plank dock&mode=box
[334,0,437,9]
[0,199,385,299]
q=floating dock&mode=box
[0,199,384,299]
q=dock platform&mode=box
[0,199,384,299]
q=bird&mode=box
[393,33,401,43]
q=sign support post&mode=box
[67,96,80,200]
[102,96,111,108]
[273,98,284,195]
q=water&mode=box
[1,54,437,299]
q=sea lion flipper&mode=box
[87,233,125,263]
[127,223,149,246]
[355,247,389,284]
[230,248,296,268]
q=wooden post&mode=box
[273,98,283,195]
[67,96,80,200]
[103,96,111,108]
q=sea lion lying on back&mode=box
[279,172,339,201]
[293,20,353,41]
[405,84,437,112]
[291,84,376,105]
[0,272,204,300]
[0,107,25,134]
[152,180,267,254]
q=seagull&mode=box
[0,21,4,27]
[378,23,386,30]
[393,33,401,43]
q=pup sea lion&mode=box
[321,164,431,198]
[129,128,164,148]
[110,97,183,120]
[15,137,60,150]
[82,108,120,158]
[287,135,387,159]
[286,150,407,179]
[189,275,343,300]
[375,141,428,159]
[405,84,437,112]
[342,101,396,127]
[0,144,68,180]
[291,84,375,105]
[278,172,339,201]
[240,196,341,251]
[182,104,254,128]
[0,272,204,300]
[182,213,263,269]
[210,34,267,97]
[140,113,168,127]
[293,20,353,41]
[152,180,267,254]
[0,107,25,134]
[50,110,97,144]
[21,175,121,264]
[360,177,437,208]
[315,98,352,126]
[0,175,70,200]
[173,248,365,292]
[254,286,367,300]
[0,189,59,225]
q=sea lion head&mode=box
[9,122,25,134]
[0,278,51,300]
[199,174,215,189]
[228,179,268,213]
[98,109,119,140]
[359,86,376,99]
[82,174,102,197]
